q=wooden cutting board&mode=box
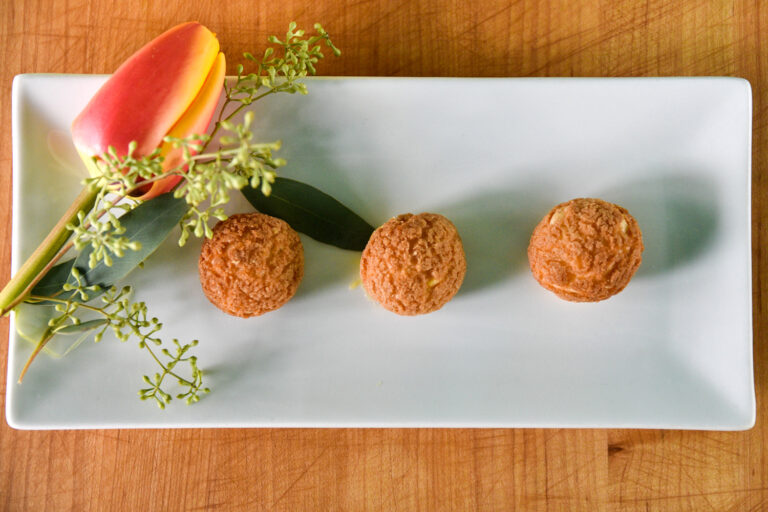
[0,1,766,510]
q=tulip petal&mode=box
[134,52,226,200]
[71,22,220,160]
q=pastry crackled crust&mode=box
[360,213,466,315]
[198,213,304,317]
[527,198,643,302]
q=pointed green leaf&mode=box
[73,193,188,289]
[30,258,76,298]
[241,178,374,251]
[14,302,93,357]
[28,193,188,303]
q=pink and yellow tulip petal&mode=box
[134,51,227,200]
[71,22,223,184]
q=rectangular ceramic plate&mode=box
[7,75,754,430]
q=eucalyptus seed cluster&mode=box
[86,141,164,193]
[140,339,208,408]
[169,114,285,246]
[30,267,208,408]
[229,22,341,104]
[35,267,103,334]
[67,190,140,268]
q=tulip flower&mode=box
[0,22,225,315]
[2,20,343,403]
[72,21,226,200]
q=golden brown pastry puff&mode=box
[199,213,304,317]
[528,198,643,302]
[361,213,466,315]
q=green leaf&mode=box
[55,319,108,334]
[28,194,188,302]
[241,178,375,251]
[14,302,92,357]
[14,302,57,344]
[73,193,188,290]
[30,258,76,298]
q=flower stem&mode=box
[0,186,99,316]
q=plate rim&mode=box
[5,74,756,430]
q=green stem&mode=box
[0,186,99,317]
[29,291,198,388]
[202,88,277,152]
[204,98,232,150]
[226,90,276,120]
[28,295,99,311]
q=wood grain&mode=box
[1,0,766,510]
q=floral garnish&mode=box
[24,270,208,408]
[0,22,342,408]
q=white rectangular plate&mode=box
[7,75,754,429]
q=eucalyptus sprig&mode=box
[22,267,208,406]
[86,111,286,249]
[212,23,340,145]
[228,22,340,104]
[67,189,140,268]
[140,338,206,408]
[169,112,285,244]
[86,141,165,193]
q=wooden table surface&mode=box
[1,1,766,510]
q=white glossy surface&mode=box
[7,75,754,429]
